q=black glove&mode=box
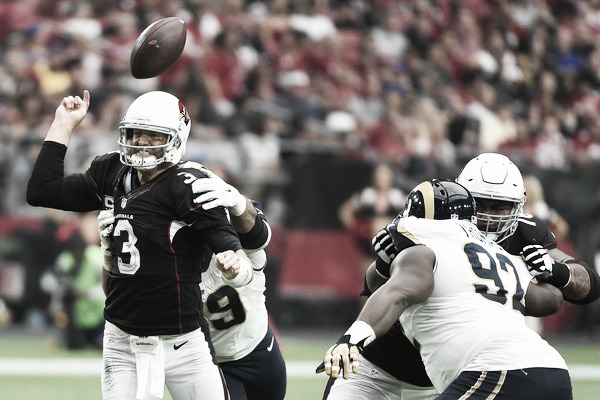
[521,244,570,288]
[372,228,397,264]
[316,321,375,379]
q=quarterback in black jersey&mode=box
[322,153,599,400]
[27,90,252,400]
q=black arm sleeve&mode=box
[26,141,99,211]
[197,223,243,254]
[238,215,270,250]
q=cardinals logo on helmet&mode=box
[179,101,190,126]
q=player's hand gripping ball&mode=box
[130,17,187,79]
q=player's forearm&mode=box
[356,282,409,338]
[363,262,388,295]
[26,142,67,207]
[102,268,109,296]
[561,263,590,300]
[549,249,600,303]
[524,282,563,317]
[45,119,76,146]
[560,261,600,304]
[230,199,257,233]
[361,246,435,332]
[26,142,95,210]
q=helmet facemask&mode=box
[118,91,191,171]
[118,127,183,170]
[456,153,526,243]
[474,198,524,242]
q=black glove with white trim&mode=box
[372,228,397,264]
[521,244,570,288]
[316,321,375,379]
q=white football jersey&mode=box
[201,249,269,362]
[394,217,568,392]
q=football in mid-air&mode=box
[130,17,187,79]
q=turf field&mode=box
[0,330,599,399]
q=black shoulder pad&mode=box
[517,215,557,249]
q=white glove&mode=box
[98,209,115,250]
[98,209,114,272]
[191,170,246,216]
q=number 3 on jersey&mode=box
[113,219,141,274]
[465,242,525,313]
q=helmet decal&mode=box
[404,179,476,223]
[179,100,190,126]
[412,181,435,219]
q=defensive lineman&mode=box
[193,172,287,400]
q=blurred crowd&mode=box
[1,0,600,214]
[1,0,600,333]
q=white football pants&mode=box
[326,355,438,400]
[102,321,228,400]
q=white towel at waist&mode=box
[130,335,165,400]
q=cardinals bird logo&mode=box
[179,101,190,125]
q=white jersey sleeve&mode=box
[395,217,568,392]
[201,249,269,362]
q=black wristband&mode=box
[544,262,570,288]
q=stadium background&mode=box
[0,0,599,398]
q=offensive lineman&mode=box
[322,179,572,399]
[27,90,249,399]
[321,153,599,400]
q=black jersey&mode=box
[499,214,557,255]
[360,214,557,386]
[27,143,242,336]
